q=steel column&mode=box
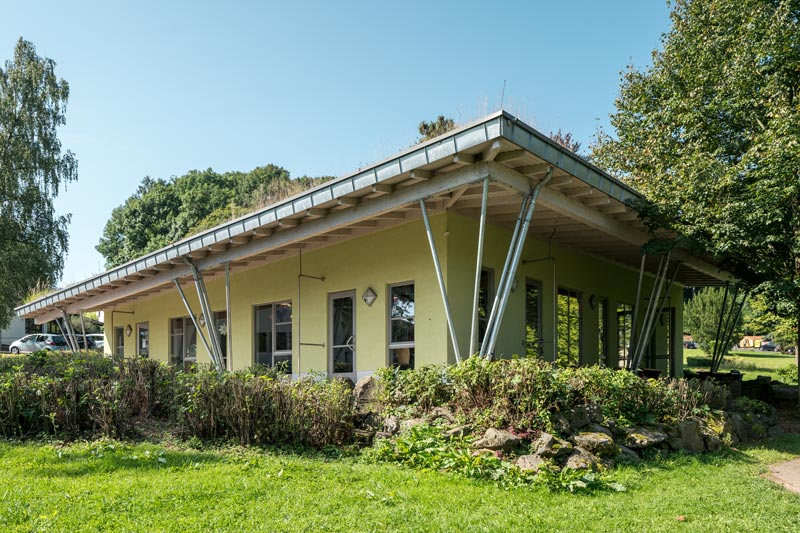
[469,177,490,356]
[478,195,530,358]
[485,170,553,359]
[420,200,462,364]
[60,309,79,352]
[79,311,88,352]
[631,253,666,368]
[633,251,672,370]
[633,258,680,371]
[186,260,224,371]
[54,317,71,352]
[173,279,216,368]
[628,253,647,368]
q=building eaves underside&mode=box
[17,112,731,323]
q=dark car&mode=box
[759,341,776,352]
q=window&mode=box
[214,311,228,369]
[617,303,633,369]
[388,283,415,369]
[478,268,494,343]
[597,298,608,364]
[557,288,581,366]
[24,318,41,334]
[525,279,543,357]
[169,317,198,365]
[137,322,149,357]
[255,302,292,371]
[114,326,124,357]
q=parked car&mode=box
[9,334,69,354]
[87,333,104,350]
[759,341,776,352]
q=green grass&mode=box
[1,437,799,532]
[684,348,796,381]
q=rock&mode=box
[586,404,604,424]
[355,411,382,431]
[400,418,426,433]
[352,375,377,413]
[353,429,374,443]
[515,454,546,472]
[471,448,497,457]
[472,428,521,452]
[430,406,456,423]
[771,385,798,401]
[564,447,603,471]
[676,418,705,453]
[624,428,668,449]
[586,423,613,438]
[550,414,572,435]
[374,431,393,440]
[724,411,749,442]
[572,432,617,457]
[383,415,400,435]
[616,445,641,464]
[443,425,472,440]
[704,433,723,452]
[566,406,591,431]
[532,432,574,460]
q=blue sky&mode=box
[4,1,671,285]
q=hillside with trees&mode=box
[96,165,332,268]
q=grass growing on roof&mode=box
[1,435,799,532]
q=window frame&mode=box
[387,281,415,369]
[478,267,495,345]
[556,286,582,366]
[616,302,633,369]
[114,326,124,357]
[525,278,543,357]
[136,322,149,358]
[253,300,292,371]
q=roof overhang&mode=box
[18,111,732,323]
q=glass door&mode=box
[329,290,356,382]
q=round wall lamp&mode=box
[125,324,132,337]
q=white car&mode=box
[9,333,69,354]
[87,333,105,349]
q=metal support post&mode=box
[54,316,71,351]
[60,309,79,352]
[633,259,680,371]
[79,312,88,352]
[225,261,232,371]
[485,170,553,359]
[628,253,647,368]
[173,279,216,367]
[420,199,462,364]
[631,253,667,368]
[478,195,530,358]
[711,283,731,366]
[185,259,224,370]
[469,177,490,356]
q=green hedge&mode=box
[0,351,354,447]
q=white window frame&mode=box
[387,281,415,369]
[253,300,292,370]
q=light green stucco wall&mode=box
[104,211,684,377]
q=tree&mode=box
[0,39,75,327]
[591,0,800,379]
[418,115,456,141]
[684,287,744,356]
[97,165,332,268]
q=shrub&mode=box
[776,364,798,384]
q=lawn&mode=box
[1,436,799,532]
[684,348,796,382]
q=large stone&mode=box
[352,375,378,413]
[564,447,603,471]
[472,428,521,452]
[443,425,472,440]
[624,428,668,449]
[675,418,705,453]
[400,418,426,433]
[616,445,641,464]
[724,411,749,442]
[586,423,613,438]
[515,454,546,473]
[772,385,799,401]
[572,432,617,457]
[383,415,400,435]
[532,432,574,460]
[430,406,456,424]
[566,406,591,431]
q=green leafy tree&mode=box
[591,0,800,376]
[97,165,331,268]
[0,39,75,327]
[684,288,744,356]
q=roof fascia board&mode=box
[30,163,490,323]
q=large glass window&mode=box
[478,268,494,344]
[136,322,149,358]
[389,283,415,369]
[255,302,292,372]
[114,326,124,357]
[214,311,228,369]
[557,288,581,366]
[525,279,542,357]
[617,303,633,369]
[169,317,198,366]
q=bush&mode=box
[776,364,798,384]
[0,352,355,447]
[376,357,728,434]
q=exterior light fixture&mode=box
[125,324,132,337]
[362,287,378,307]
